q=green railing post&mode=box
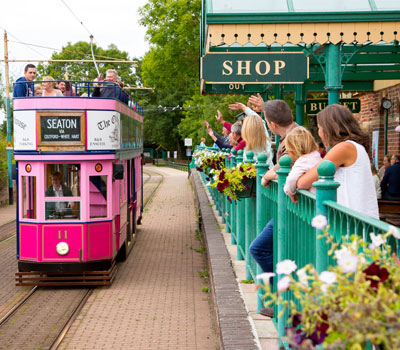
[231,149,237,245]
[255,153,270,311]
[236,150,245,260]
[276,155,292,343]
[295,84,306,126]
[244,151,256,280]
[314,160,340,273]
[224,149,231,233]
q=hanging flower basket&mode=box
[210,163,256,202]
[235,177,256,199]
[192,149,226,181]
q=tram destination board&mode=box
[41,116,81,142]
[37,112,86,150]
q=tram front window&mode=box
[44,164,80,220]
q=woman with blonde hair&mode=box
[283,126,321,202]
[297,104,378,219]
[231,103,273,167]
[41,76,63,97]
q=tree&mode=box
[36,41,138,87]
[138,0,202,154]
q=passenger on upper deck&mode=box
[13,64,36,97]
[92,69,129,103]
[42,76,63,97]
[57,80,76,96]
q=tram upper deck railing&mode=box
[13,80,143,115]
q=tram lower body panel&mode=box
[15,154,143,286]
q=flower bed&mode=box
[210,163,256,202]
[258,217,400,350]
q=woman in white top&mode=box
[42,76,63,97]
[297,104,379,219]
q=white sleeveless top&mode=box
[334,140,379,219]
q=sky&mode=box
[0,0,150,122]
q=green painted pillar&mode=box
[231,149,237,245]
[325,44,343,105]
[244,151,256,280]
[295,84,306,126]
[313,160,340,273]
[236,150,245,260]
[255,153,270,311]
[276,155,292,342]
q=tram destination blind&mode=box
[40,116,81,142]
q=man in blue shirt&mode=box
[13,64,36,97]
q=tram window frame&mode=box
[44,163,81,221]
[21,176,37,219]
[89,175,108,219]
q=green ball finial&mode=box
[317,160,336,177]
[246,151,254,160]
[279,154,292,168]
[232,149,237,155]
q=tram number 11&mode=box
[58,230,68,239]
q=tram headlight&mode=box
[95,163,103,172]
[56,242,70,256]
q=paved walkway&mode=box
[0,202,16,226]
[58,166,219,349]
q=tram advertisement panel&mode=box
[14,110,36,150]
[37,112,85,151]
[87,111,120,150]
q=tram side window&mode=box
[45,164,80,197]
[44,164,80,220]
[22,176,36,219]
[89,176,108,218]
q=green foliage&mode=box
[36,41,138,87]
[0,136,8,191]
[178,94,248,147]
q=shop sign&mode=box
[201,52,308,84]
[306,99,361,114]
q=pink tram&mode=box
[13,83,143,286]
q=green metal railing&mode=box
[194,146,398,348]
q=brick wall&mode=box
[356,83,400,168]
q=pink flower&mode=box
[311,215,328,230]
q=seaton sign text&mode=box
[201,52,308,84]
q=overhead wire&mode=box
[0,25,48,59]
[60,0,100,47]
[7,40,125,61]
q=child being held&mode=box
[283,127,322,203]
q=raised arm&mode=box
[296,142,356,189]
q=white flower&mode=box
[334,246,350,261]
[368,242,376,250]
[337,251,359,273]
[296,268,309,287]
[319,271,336,285]
[256,272,275,284]
[276,260,297,275]
[388,225,400,239]
[370,233,385,247]
[311,215,328,230]
[277,276,291,292]
[321,284,329,294]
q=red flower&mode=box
[363,262,389,290]
[219,170,226,181]
[223,179,229,188]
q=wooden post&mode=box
[4,32,13,204]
